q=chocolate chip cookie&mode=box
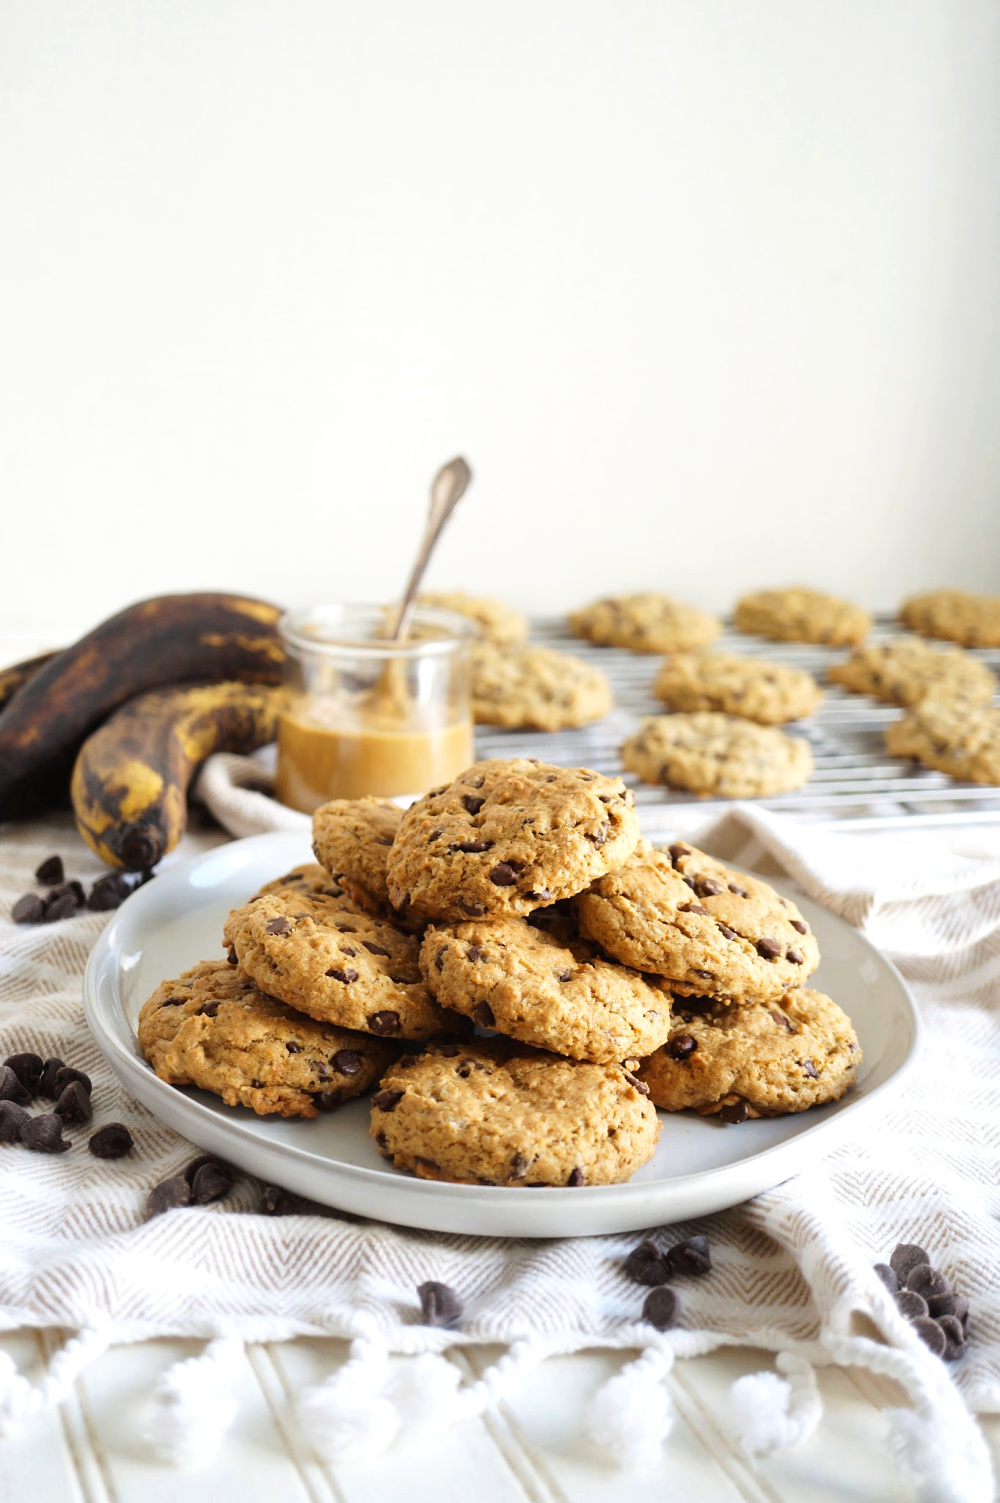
[420,914,672,1063]
[386,759,640,922]
[622,714,813,798]
[574,840,819,1002]
[419,590,528,645]
[312,796,402,911]
[255,863,349,901]
[637,988,861,1119]
[569,594,721,654]
[885,698,1000,785]
[734,588,871,646]
[653,653,823,724]
[224,890,453,1039]
[828,636,996,707]
[370,1038,660,1186]
[470,641,613,730]
[899,589,1000,648]
[139,960,396,1117]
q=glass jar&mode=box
[275,603,475,813]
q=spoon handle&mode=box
[389,456,473,642]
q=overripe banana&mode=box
[0,593,285,818]
[72,680,286,869]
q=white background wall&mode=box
[3,0,1000,647]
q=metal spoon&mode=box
[388,456,473,642]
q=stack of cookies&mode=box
[139,757,862,1189]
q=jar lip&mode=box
[279,602,477,658]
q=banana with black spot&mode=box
[71,681,287,869]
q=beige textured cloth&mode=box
[0,807,997,1492]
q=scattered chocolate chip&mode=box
[643,1286,679,1330]
[623,1239,669,1286]
[12,893,45,924]
[717,924,738,941]
[472,1001,495,1028]
[567,1167,586,1186]
[927,1292,969,1326]
[20,1112,71,1153]
[43,891,79,923]
[874,1263,899,1295]
[0,1100,30,1143]
[35,855,64,885]
[87,872,136,911]
[55,1081,93,1124]
[437,1044,461,1056]
[693,968,714,980]
[457,901,486,917]
[372,1089,404,1112]
[489,863,517,886]
[937,1315,967,1360]
[510,1153,529,1179]
[526,889,552,902]
[335,923,356,933]
[190,1161,234,1204]
[587,825,609,847]
[466,946,485,963]
[755,937,783,960]
[791,919,808,934]
[3,1053,43,1093]
[333,1049,362,1076]
[418,1280,463,1327]
[787,949,804,965]
[906,1264,950,1298]
[890,1243,929,1282]
[196,1001,219,1018]
[368,1010,400,1036]
[557,969,573,982]
[454,840,492,853]
[53,1066,91,1095]
[88,1123,134,1158]
[227,947,238,966]
[678,902,708,915]
[328,967,360,985]
[800,1059,819,1079]
[896,1289,928,1320]
[147,1176,192,1216]
[283,1041,302,1055]
[719,1100,750,1124]
[315,1089,344,1109]
[260,1184,297,1216]
[912,1316,947,1357]
[265,917,292,935]
[666,1034,698,1061]
[666,1235,712,1277]
[668,843,690,864]
[0,1066,31,1105]
[622,1069,650,1095]
[38,1058,65,1098]
[462,794,485,815]
[697,878,722,897]
[362,942,391,957]
[728,884,749,897]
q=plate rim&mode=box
[83,829,923,1215]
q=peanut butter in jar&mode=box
[275,605,474,814]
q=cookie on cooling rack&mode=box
[653,652,823,724]
[885,697,1000,785]
[899,589,1000,649]
[470,641,613,730]
[370,1039,660,1186]
[621,713,813,798]
[734,588,871,646]
[419,590,528,645]
[828,636,996,707]
[569,593,721,654]
[636,988,861,1119]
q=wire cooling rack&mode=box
[472,617,1000,838]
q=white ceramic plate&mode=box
[84,830,920,1238]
